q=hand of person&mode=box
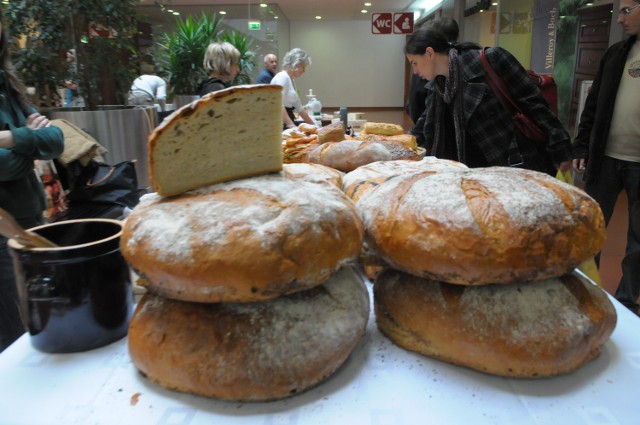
[572,158,587,174]
[26,113,51,130]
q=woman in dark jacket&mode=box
[407,27,572,175]
[0,10,64,351]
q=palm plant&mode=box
[158,13,224,95]
[219,31,257,85]
[158,13,259,96]
[6,0,70,107]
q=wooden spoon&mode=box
[0,208,58,248]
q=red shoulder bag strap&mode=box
[479,48,520,116]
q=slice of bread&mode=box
[149,85,283,196]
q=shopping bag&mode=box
[67,160,140,208]
[556,169,602,286]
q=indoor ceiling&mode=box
[137,0,422,24]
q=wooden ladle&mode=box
[0,208,58,248]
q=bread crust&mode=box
[121,174,364,302]
[128,267,370,401]
[374,269,617,378]
[362,122,404,136]
[357,167,606,284]
[317,122,345,144]
[282,162,344,188]
[342,157,468,202]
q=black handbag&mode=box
[66,160,140,208]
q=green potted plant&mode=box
[6,0,155,188]
[158,13,258,106]
[6,0,70,108]
[7,0,139,111]
[158,13,224,106]
[219,30,257,86]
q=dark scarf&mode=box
[432,48,466,163]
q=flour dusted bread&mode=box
[374,269,617,378]
[308,139,420,172]
[342,157,467,202]
[344,158,468,280]
[121,174,363,303]
[358,167,606,285]
[283,162,343,188]
[149,85,283,196]
[128,267,370,401]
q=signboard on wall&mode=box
[372,13,414,34]
[529,0,560,73]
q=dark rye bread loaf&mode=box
[374,269,617,378]
[357,167,606,285]
[128,267,370,401]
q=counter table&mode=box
[0,275,637,425]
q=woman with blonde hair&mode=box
[197,41,240,96]
[271,48,315,129]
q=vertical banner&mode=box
[529,0,559,74]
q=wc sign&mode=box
[371,12,414,34]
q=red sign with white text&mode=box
[372,12,414,35]
[394,13,414,34]
[371,13,393,34]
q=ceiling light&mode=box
[364,2,372,6]
[492,1,498,4]
[173,11,179,15]
[260,2,268,7]
[315,16,322,19]
[219,10,227,15]
[361,9,368,13]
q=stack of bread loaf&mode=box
[350,164,617,378]
[121,85,370,401]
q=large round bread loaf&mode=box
[374,269,617,378]
[357,167,606,285]
[128,267,370,401]
[342,157,467,202]
[121,174,363,303]
[343,158,469,280]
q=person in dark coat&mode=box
[407,17,459,125]
[256,53,278,84]
[407,27,572,175]
[0,10,64,352]
[572,0,640,315]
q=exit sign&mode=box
[248,21,261,30]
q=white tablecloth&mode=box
[1,276,638,425]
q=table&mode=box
[0,275,638,425]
